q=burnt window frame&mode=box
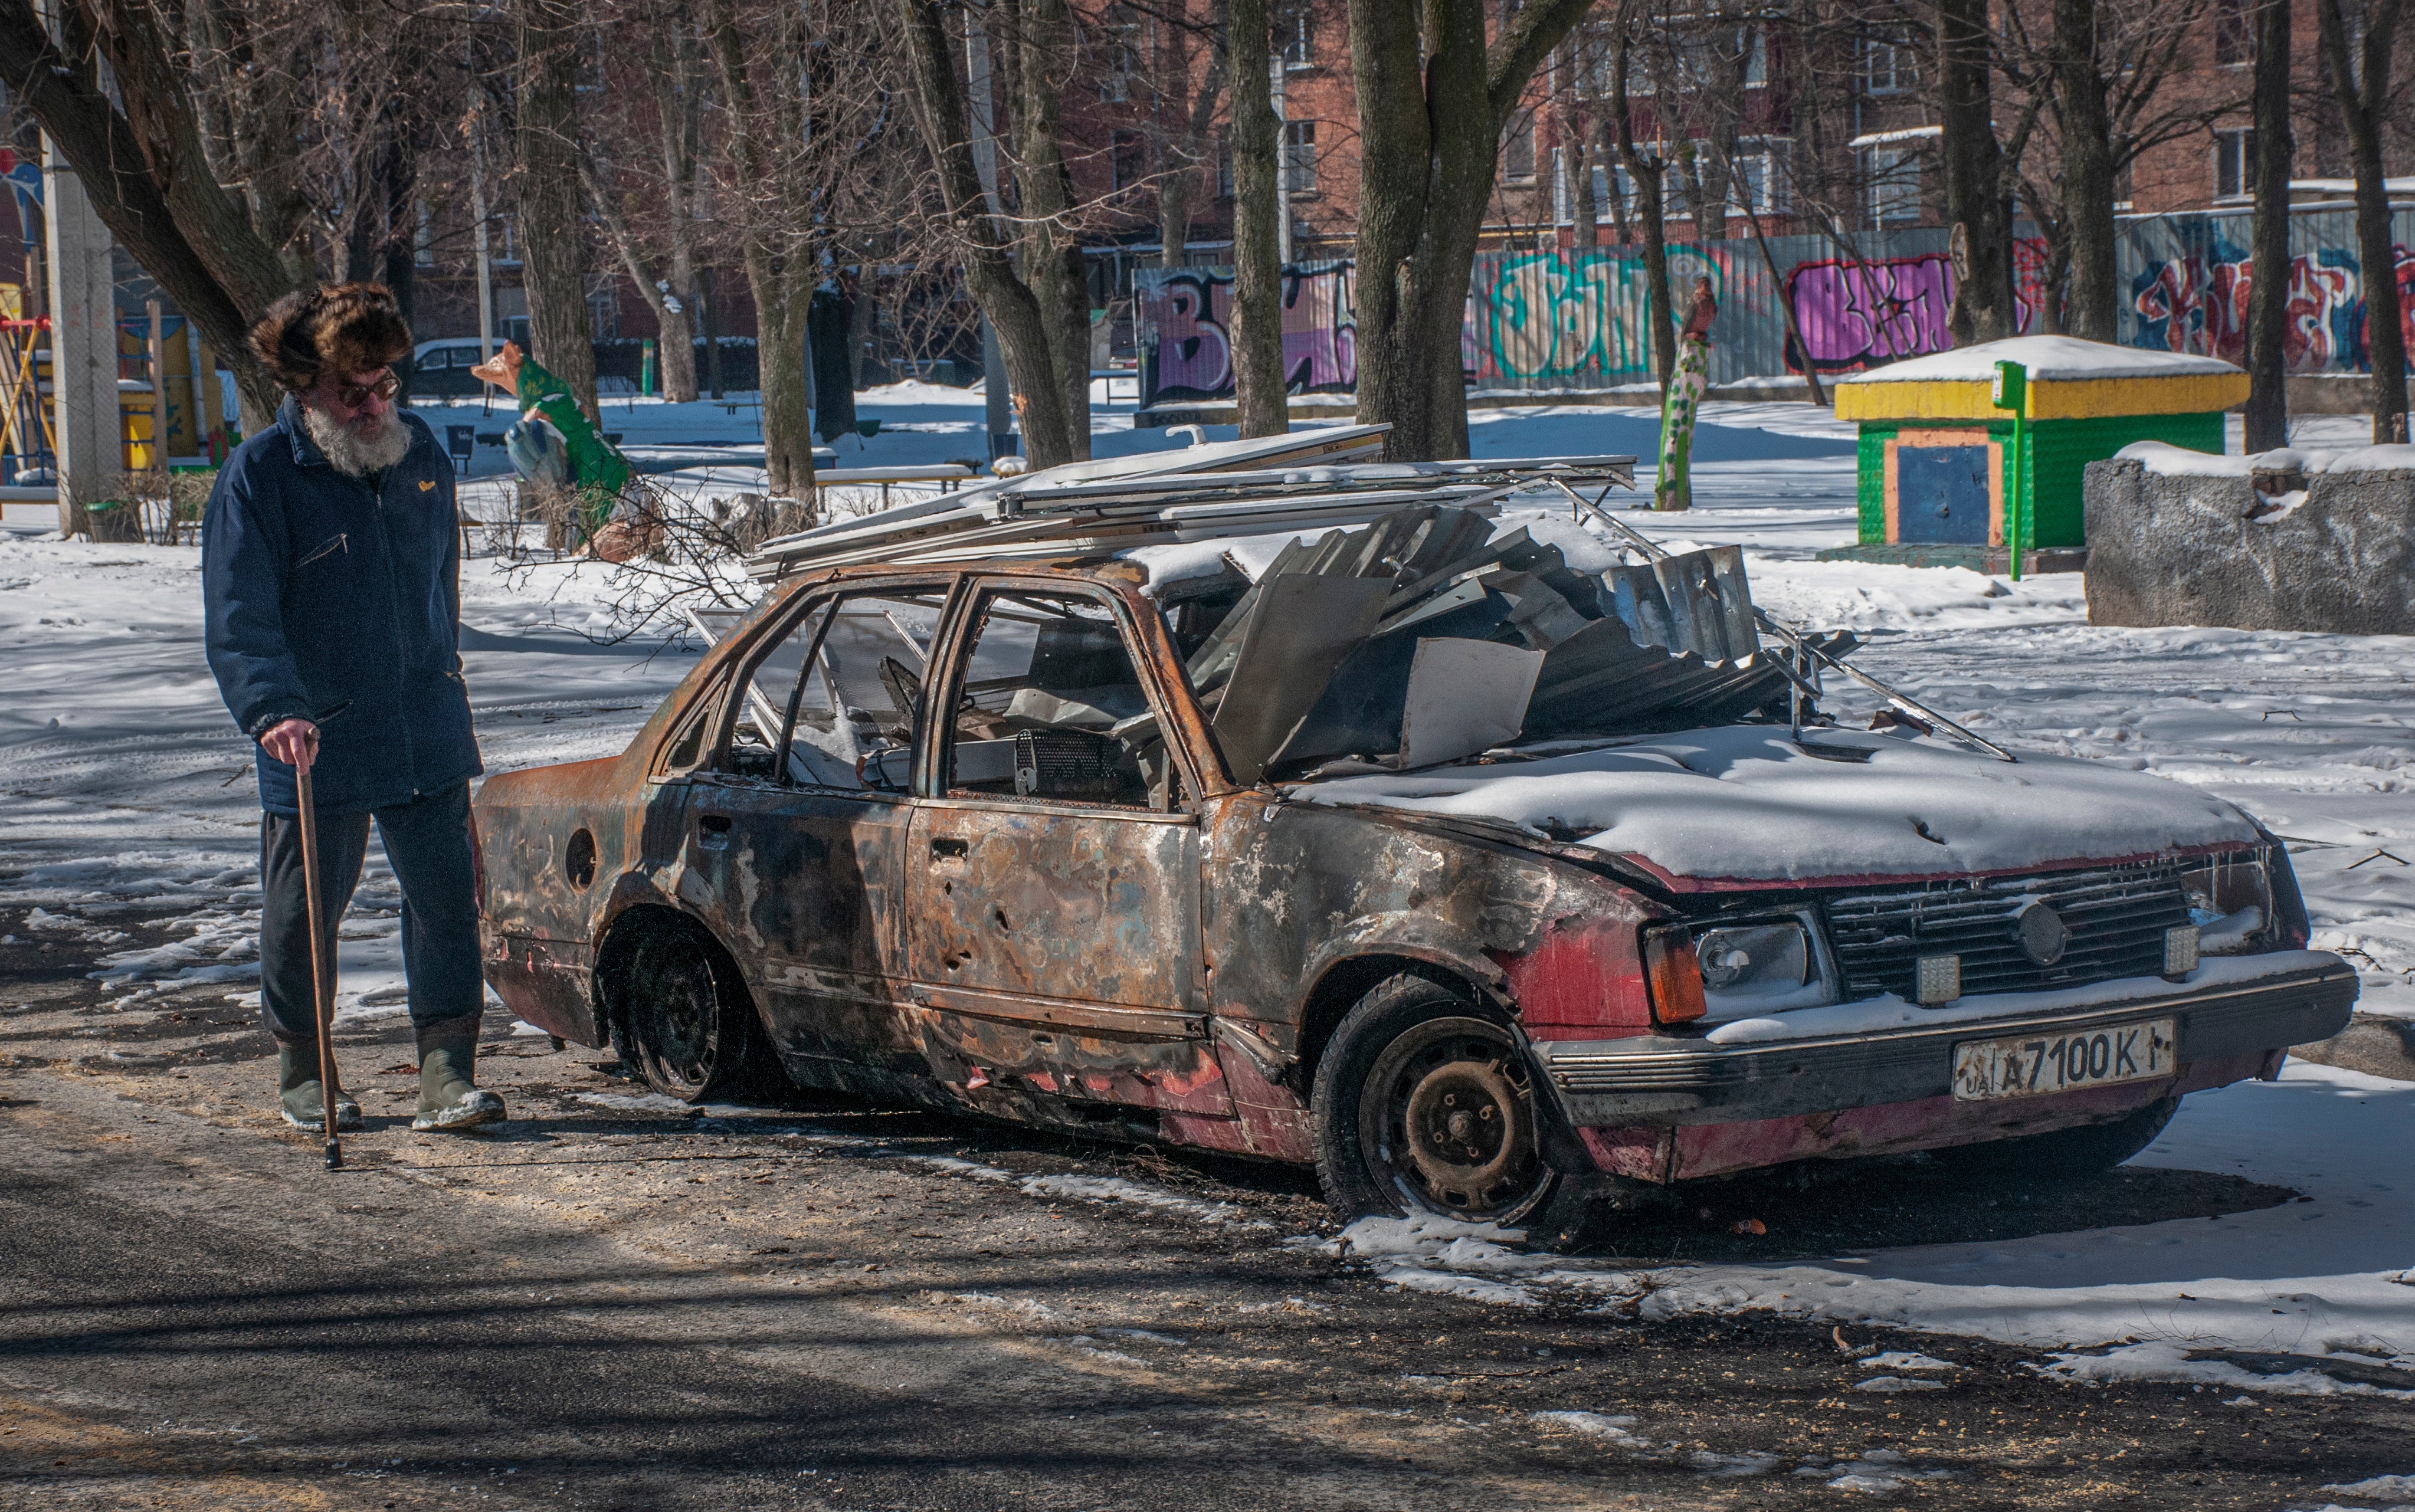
[916,573,1224,814]
[702,573,965,794]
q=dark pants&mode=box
[258,781,483,1045]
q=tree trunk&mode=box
[2316,0,2409,445]
[751,251,816,496]
[2242,0,2293,451]
[1003,0,1093,462]
[895,0,1080,467]
[699,0,816,496]
[1938,0,2012,345]
[1156,7,1226,270]
[516,0,599,426]
[1346,0,1594,460]
[1610,4,1674,389]
[645,1,707,405]
[1157,168,1194,270]
[2051,0,2119,342]
[378,126,418,403]
[1228,0,1289,437]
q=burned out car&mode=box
[475,437,2355,1227]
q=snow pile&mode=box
[1636,1063,2415,1393]
[1530,1414,1945,1485]
[1323,1213,1645,1307]
[1837,334,2240,383]
[2118,440,2415,476]
[1295,724,2261,883]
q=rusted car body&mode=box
[476,545,2355,1225]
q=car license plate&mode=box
[1951,1018,2176,1101]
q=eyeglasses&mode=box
[335,371,401,407]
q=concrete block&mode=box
[2082,457,2415,634]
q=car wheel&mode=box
[617,925,764,1104]
[1926,1095,2180,1180]
[1310,973,1561,1226]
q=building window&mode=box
[1865,146,1921,224]
[1217,143,1232,198]
[1502,112,1536,183]
[1277,1,1313,67]
[1112,131,1145,191]
[1284,121,1318,194]
[2214,0,2253,67]
[2213,128,2254,200]
[1099,4,1143,101]
[1729,137,1790,215]
[1864,33,1911,94]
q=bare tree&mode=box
[582,0,711,404]
[1228,0,1287,436]
[897,0,1084,467]
[1,0,297,419]
[1148,0,1227,270]
[2020,0,2209,339]
[517,0,601,424]
[2315,0,2411,444]
[1348,0,1600,460]
[2242,0,2292,448]
[1936,0,2013,343]
[702,0,825,498]
[1610,0,1675,391]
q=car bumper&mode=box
[1534,955,2357,1129]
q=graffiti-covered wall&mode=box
[2118,207,2415,375]
[1134,209,2415,409]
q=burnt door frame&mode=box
[676,576,959,1094]
[902,573,1228,1117]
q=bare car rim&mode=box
[628,934,723,1098]
[1360,1016,1551,1223]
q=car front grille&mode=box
[1826,861,2193,1002]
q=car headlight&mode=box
[1695,921,1817,1006]
[2177,855,2272,955]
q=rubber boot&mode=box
[412,1019,507,1133]
[278,1044,362,1131]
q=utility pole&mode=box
[966,6,1015,463]
[1272,57,1292,267]
[40,132,121,539]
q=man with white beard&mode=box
[202,283,506,1136]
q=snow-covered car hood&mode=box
[1286,726,2263,887]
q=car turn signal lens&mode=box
[2164,924,2201,978]
[1915,953,1961,1005]
[1643,926,1707,1025]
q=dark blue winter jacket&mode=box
[202,396,482,815]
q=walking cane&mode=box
[294,763,343,1170]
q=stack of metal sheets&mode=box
[743,425,1640,581]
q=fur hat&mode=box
[249,283,413,392]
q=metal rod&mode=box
[1551,478,2017,762]
[295,763,343,1170]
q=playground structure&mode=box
[1820,334,2249,575]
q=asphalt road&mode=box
[2,911,2407,1510]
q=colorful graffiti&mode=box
[1782,241,2052,373]
[1785,253,1955,372]
[1135,262,1356,404]
[2128,238,2364,372]
[1134,212,2415,408]
[1468,247,1726,386]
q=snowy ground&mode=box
[4,388,2409,1409]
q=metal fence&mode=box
[1134,206,2415,409]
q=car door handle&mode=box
[930,836,969,861]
